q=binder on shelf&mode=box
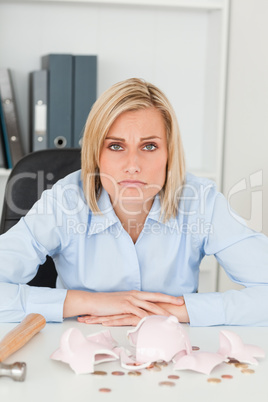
[0,68,24,168]
[30,70,48,152]
[42,54,73,149]
[73,55,97,148]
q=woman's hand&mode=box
[77,313,141,326]
[63,289,184,320]
[76,296,188,326]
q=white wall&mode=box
[219,0,268,291]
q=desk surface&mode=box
[0,319,267,402]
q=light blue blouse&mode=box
[0,170,268,326]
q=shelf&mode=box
[0,0,226,10]
[187,169,217,182]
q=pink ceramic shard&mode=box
[173,351,225,375]
[218,330,265,364]
[115,346,152,370]
[127,315,192,364]
[50,328,119,374]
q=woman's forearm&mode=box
[63,290,90,318]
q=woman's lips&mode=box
[118,180,146,187]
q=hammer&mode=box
[0,313,46,381]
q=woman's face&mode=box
[99,107,168,215]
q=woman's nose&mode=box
[123,150,141,174]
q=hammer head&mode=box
[0,362,26,381]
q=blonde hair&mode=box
[81,78,185,221]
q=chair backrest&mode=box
[0,148,81,287]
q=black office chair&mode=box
[0,148,81,287]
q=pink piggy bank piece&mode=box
[127,315,192,364]
[50,328,119,374]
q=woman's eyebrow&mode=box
[105,136,125,141]
[105,136,162,141]
[140,136,162,141]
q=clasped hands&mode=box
[75,290,189,327]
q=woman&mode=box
[0,78,268,326]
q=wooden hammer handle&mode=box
[0,313,46,362]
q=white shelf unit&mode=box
[0,0,229,292]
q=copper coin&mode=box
[126,362,142,366]
[241,369,255,374]
[226,358,240,365]
[221,374,233,379]
[92,370,107,376]
[152,364,162,372]
[235,363,248,369]
[157,361,168,367]
[168,375,180,380]
[159,381,176,387]
[207,378,221,384]
[99,388,111,393]
[192,346,200,351]
[111,371,125,376]
[146,363,155,370]
[128,370,142,376]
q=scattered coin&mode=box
[126,362,143,366]
[168,375,180,380]
[111,371,125,376]
[241,369,255,375]
[157,361,168,367]
[128,370,142,376]
[221,374,233,379]
[92,371,107,376]
[207,378,221,384]
[192,346,200,351]
[235,363,248,369]
[152,364,162,372]
[146,363,155,370]
[99,388,111,393]
[159,381,176,387]
[226,358,240,365]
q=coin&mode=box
[146,363,155,370]
[168,375,180,380]
[126,362,143,367]
[192,346,200,351]
[112,371,125,376]
[99,388,111,393]
[152,364,162,372]
[128,370,142,376]
[207,378,221,383]
[241,369,255,375]
[221,374,233,379]
[226,358,240,365]
[159,381,176,387]
[92,371,107,376]
[235,363,248,369]
[157,361,168,367]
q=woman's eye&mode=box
[109,144,123,151]
[143,144,157,151]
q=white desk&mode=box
[0,319,267,402]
